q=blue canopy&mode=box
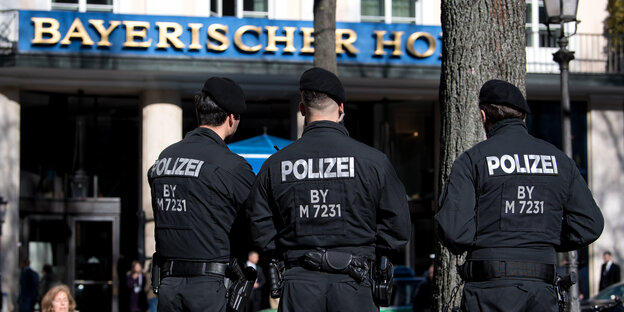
[228,134,293,174]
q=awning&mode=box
[228,134,293,174]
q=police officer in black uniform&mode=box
[148,77,255,312]
[435,79,604,312]
[246,67,411,312]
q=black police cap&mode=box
[201,77,246,114]
[479,79,531,114]
[299,67,346,104]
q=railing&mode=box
[527,32,624,75]
[0,10,18,54]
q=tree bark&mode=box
[434,0,526,310]
[313,0,337,74]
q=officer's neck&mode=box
[306,112,340,124]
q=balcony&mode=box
[527,31,624,74]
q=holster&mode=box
[302,248,370,283]
[150,252,161,295]
[226,259,257,312]
[555,272,577,312]
[268,259,285,299]
[372,256,393,307]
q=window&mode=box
[243,0,268,18]
[525,0,558,48]
[361,0,417,24]
[211,0,269,18]
[51,0,114,12]
[392,0,416,23]
[362,0,385,23]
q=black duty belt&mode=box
[161,260,228,277]
[460,260,556,284]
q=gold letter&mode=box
[188,23,203,50]
[123,21,152,48]
[31,17,61,44]
[373,30,403,56]
[265,26,296,53]
[336,29,359,54]
[89,19,120,47]
[234,25,262,52]
[60,18,94,46]
[300,27,315,54]
[406,32,436,58]
[156,22,185,49]
[207,24,229,52]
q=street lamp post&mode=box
[543,0,579,311]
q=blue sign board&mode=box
[18,10,442,66]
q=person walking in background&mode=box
[127,261,148,312]
[245,251,266,312]
[412,264,434,312]
[18,259,39,312]
[600,251,621,291]
[40,284,75,312]
[39,264,59,307]
[145,259,158,312]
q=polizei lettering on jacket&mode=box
[281,157,355,182]
[486,154,559,176]
[150,157,205,178]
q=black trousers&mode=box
[278,267,377,312]
[158,274,226,312]
[461,279,557,312]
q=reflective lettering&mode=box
[156,22,185,49]
[188,23,203,50]
[505,200,515,213]
[89,19,120,47]
[373,30,403,56]
[336,29,359,54]
[31,17,61,44]
[406,32,436,58]
[265,26,296,53]
[300,27,315,53]
[123,21,152,48]
[207,24,229,51]
[293,159,307,180]
[281,161,293,182]
[486,156,500,175]
[60,18,94,45]
[234,25,262,52]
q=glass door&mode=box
[70,218,116,312]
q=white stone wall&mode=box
[0,88,20,312]
[589,95,624,296]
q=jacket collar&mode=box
[186,127,227,147]
[302,120,350,137]
[487,118,527,138]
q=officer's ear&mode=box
[299,102,306,117]
[227,113,236,127]
[481,109,486,124]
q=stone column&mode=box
[0,88,20,311]
[588,95,624,296]
[141,90,182,261]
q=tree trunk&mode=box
[434,1,526,310]
[313,0,337,74]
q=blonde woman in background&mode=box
[41,284,75,312]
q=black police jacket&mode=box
[247,121,411,260]
[435,119,604,263]
[148,127,255,262]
